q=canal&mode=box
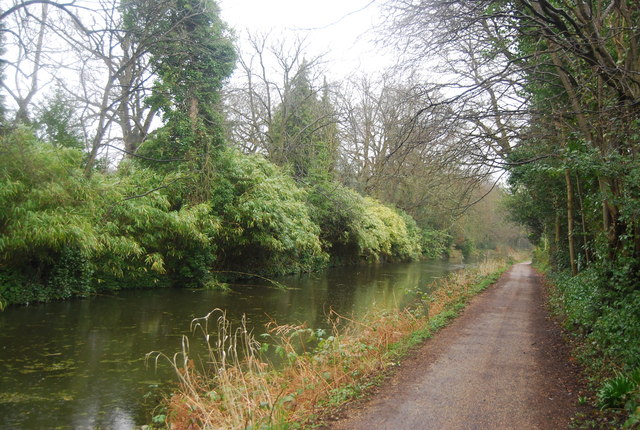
[0,260,458,429]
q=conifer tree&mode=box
[269,66,338,180]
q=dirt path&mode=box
[327,263,584,430]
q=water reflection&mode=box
[0,260,455,429]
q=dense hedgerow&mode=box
[547,264,640,426]
[550,268,640,371]
[0,130,441,306]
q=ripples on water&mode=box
[0,260,456,429]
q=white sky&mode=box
[218,0,393,79]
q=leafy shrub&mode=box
[550,268,603,334]
[208,150,328,275]
[546,250,640,427]
[551,264,640,373]
[421,228,450,259]
[47,247,94,298]
[589,290,640,370]
[455,238,475,260]
[361,197,421,261]
[93,164,219,289]
[1,247,94,304]
[305,181,367,263]
[598,370,640,409]
[396,210,425,259]
[531,245,550,271]
[0,130,220,303]
[598,369,640,428]
[0,129,102,303]
[306,182,423,263]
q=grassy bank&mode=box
[150,256,517,429]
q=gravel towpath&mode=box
[327,263,583,430]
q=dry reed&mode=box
[153,256,516,429]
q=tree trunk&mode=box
[574,174,590,264]
[565,169,577,276]
[553,207,561,265]
[83,77,115,177]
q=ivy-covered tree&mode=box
[140,0,235,178]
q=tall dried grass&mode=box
[152,257,513,429]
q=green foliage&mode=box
[268,67,338,181]
[549,270,602,333]
[454,237,475,260]
[0,130,219,304]
[208,149,327,275]
[94,165,219,289]
[531,245,551,272]
[305,182,423,263]
[397,210,428,259]
[597,369,640,428]
[0,129,100,303]
[550,268,640,371]
[506,144,567,246]
[544,259,640,416]
[591,291,640,369]
[305,181,362,259]
[0,130,430,306]
[324,381,374,407]
[598,370,640,409]
[34,89,84,150]
[420,229,450,259]
[544,236,640,427]
[145,0,235,151]
[134,0,236,204]
[1,247,93,304]
[48,247,94,298]
[360,197,421,261]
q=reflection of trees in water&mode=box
[0,260,454,428]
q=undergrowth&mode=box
[148,257,513,429]
[539,258,640,429]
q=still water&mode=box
[0,260,457,429]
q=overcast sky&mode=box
[218,0,392,79]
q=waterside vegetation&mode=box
[0,0,519,307]
[150,257,514,429]
[0,129,435,306]
[0,1,524,309]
